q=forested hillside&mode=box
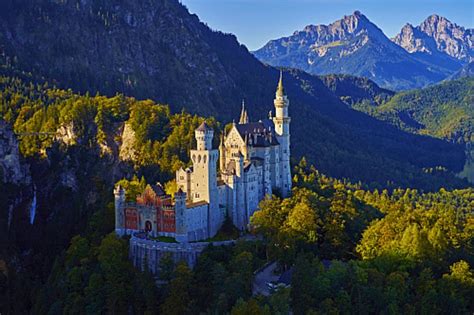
[331,78,473,145]
[249,160,474,314]
[0,75,217,313]
[0,0,468,190]
[4,158,471,314]
[372,78,473,144]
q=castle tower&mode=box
[272,70,292,197]
[190,122,221,236]
[174,188,188,242]
[114,185,126,236]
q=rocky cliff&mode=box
[392,15,472,69]
[0,120,31,185]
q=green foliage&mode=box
[355,78,474,144]
[0,75,220,183]
[30,193,160,315]
[188,241,266,314]
[290,253,474,314]
[356,187,473,265]
[252,158,382,262]
[251,159,473,314]
[115,175,146,201]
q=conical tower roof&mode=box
[276,70,285,97]
[196,121,212,132]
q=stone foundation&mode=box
[129,234,235,272]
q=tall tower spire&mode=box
[277,69,284,97]
[272,70,291,197]
[239,99,249,124]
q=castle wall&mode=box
[130,235,236,271]
[184,203,209,241]
[242,169,258,226]
[176,168,192,200]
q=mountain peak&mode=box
[393,14,473,62]
[352,10,364,18]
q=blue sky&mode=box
[179,0,474,50]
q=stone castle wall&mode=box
[129,234,235,272]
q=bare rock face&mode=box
[0,120,31,185]
[392,24,437,54]
[119,123,137,162]
[393,15,473,62]
[55,122,77,146]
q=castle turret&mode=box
[114,185,126,236]
[272,70,292,197]
[174,188,188,242]
[195,121,213,150]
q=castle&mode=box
[115,72,291,242]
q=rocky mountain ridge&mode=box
[392,14,473,66]
[253,11,457,90]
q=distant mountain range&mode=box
[253,11,473,90]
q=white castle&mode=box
[115,72,291,242]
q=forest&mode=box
[3,160,471,314]
[0,74,472,314]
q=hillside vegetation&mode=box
[3,158,471,314]
[372,78,473,144]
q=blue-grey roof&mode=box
[235,119,279,147]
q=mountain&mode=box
[253,11,456,90]
[357,78,473,144]
[392,15,473,63]
[0,1,466,191]
[448,61,474,80]
[320,74,394,107]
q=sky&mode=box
[179,0,474,51]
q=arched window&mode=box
[198,155,202,163]
[203,155,207,163]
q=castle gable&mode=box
[225,126,245,147]
[136,183,171,208]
